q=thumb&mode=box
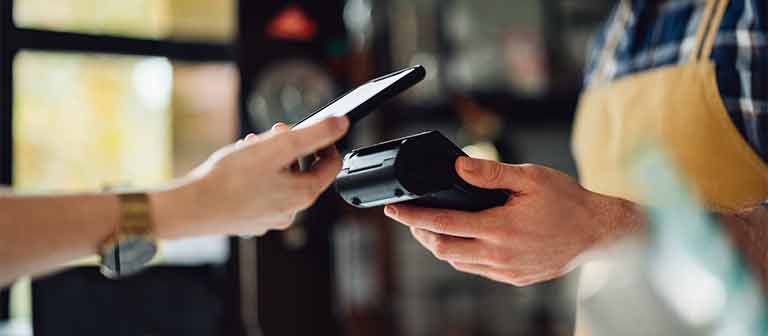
[455,157,528,191]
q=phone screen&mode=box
[293,69,413,130]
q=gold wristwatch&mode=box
[99,193,158,279]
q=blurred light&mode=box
[344,0,373,44]
[0,319,32,336]
[651,253,726,326]
[161,236,230,265]
[267,5,317,41]
[133,57,173,111]
[577,260,615,302]
[408,52,441,99]
[410,53,439,79]
[9,279,31,325]
[631,149,729,327]
[246,60,335,128]
[445,3,474,43]
[280,85,303,113]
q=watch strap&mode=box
[99,192,157,278]
[118,193,155,235]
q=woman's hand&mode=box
[384,157,645,286]
[153,116,349,239]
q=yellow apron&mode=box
[572,0,768,334]
[572,0,768,212]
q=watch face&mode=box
[247,60,336,130]
[101,236,158,278]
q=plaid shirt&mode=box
[584,0,768,161]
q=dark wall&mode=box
[32,267,238,336]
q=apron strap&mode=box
[689,0,730,62]
[592,0,633,85]
[592,0,730,83]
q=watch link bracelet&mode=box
[99,193,158,279]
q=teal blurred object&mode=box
[580,147,768,336]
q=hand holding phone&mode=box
[292,65,426,170]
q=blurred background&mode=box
[0,0,615,335]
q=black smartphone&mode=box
[292,65,426,170]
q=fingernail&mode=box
[459,157,479,173]
[245,133,256,141]
[384,205,398,217]
[334,117,350,131]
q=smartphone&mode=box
[293,65,426,170]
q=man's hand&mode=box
[385,157,645,286]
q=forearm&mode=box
[0,193,119,285]
[718,206,768,289]
[603,197,768,288]
[0,181,202,286]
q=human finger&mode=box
[242,125,282,147]
[455,157,531,192]
[262,116,349,167]
[272,123,290,132]
[385,204,489,238]
[275,124,303,171]
[279,149,342,211]
[410,228,489,264]
[449,262,513,284]
[291,147,343,198]
[242,123,289,148]
[290,145,338,172]
[316,146,338,161]
[452,262,557,287]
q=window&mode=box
[13,51,240,190]
[14,52,174,191]
[14,0,236,42]
[0,1,238,334]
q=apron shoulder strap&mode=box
[689,0,730,63]
[591,0,730,83]
[592,0,633,85]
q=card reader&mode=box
[335,131,511,212]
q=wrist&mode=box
[149,174,208,240]
[593,193,648,250]
[718,209,768,287]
